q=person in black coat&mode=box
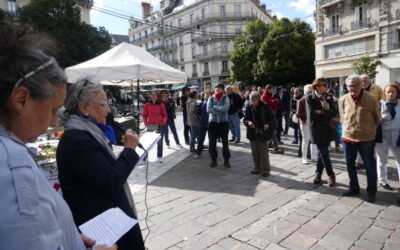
[244,91,276,177]
[306,78,339,187]
[57,80,145,250]
[181,86,191,145]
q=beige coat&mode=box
[339,91,381,142]
[187,98,200,127]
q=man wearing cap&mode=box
[207,83,231,168]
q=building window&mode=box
[151,40,154,48]
[145,43,148,50]
[396,9,400,20]
[204,62,209,75]
[222,61,228,73]
[145,31,148,38]
[220,5,226,17]
[235,25,242,35]
[190,14,194,24]
[221,25,227,35]
[234,5,241,17]
[179,34,183,45]
[331,12,339,31]
[203,45,208,56]
[181,66,185,72]
[180,47,184,61]
[192,46,196,59]
[201,8,206,20]
[325,37,371,59]
[355,1,367,22]
[7,0,16,15]
[151,27,154,33]
[178,18,182,27]
[221,42,228,54]
[192,64,197,76]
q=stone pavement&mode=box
[126,124,400,250]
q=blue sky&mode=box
[90,0,316,35]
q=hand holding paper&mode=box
[79,208,138,247]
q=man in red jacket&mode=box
[261,85,284,154]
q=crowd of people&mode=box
[1,20,400,250]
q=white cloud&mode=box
[273,11,285,19]
[288,0,315,15]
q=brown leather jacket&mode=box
[296,97,307,124]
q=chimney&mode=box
[261,4,266,10]
[141,2,151,19]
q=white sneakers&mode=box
[177,144,183,148]
[157,157,163,163]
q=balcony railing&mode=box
[192,72,198,78]
[164,43,177,51]
[193,33,237,44]
[203,71,210,76]
[197,50,231,61]
[221,70,230,75]
[162,12,257,36]
[147,45,164,52]
[163,59,179,66]
[325,26,342,37]
[319,0,343,8]
[351,18,373,31]
[132,31,160,44]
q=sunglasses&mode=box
[14,57,57,89]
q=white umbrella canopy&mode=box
[100,80,180,87]
[65,42,187,83]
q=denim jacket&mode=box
[207,95,230,123]
[0,126,85,250]
[197,100,210,128]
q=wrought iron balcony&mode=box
[351,18,374,31]
[221,70,230,75]
[192,72,198,78]
[147,45,164,52]
[164,43,177,51]
[203,71,210,76]
[325,26,342,37]
[197,49,231,62]
[392,42,400,50]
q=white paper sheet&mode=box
[135,132,162,165]
[79,207,138,247]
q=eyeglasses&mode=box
[14,57,56,89]
[93,100,110,109]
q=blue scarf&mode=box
[80,114,117,144]
[386,100,398,120]
[364,83,372,92]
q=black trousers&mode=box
[208,122,230,161]
[183,119,191,144]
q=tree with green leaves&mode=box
[352,56,380,79]
[230,19,269,86]
[18,0,111,68]
[256,18,315,86]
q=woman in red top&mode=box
[143,91,167,162]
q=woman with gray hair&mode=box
[0,22,114,250]
[244,91,276,177]
[57,80,145,250]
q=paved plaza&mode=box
[124,117,400,250]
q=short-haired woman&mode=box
[0,22,114,250]
[244,91,276,177]
[57,80,145,250]
[375,83,400,190]
[143,90,167,162]
[307,77,339,186]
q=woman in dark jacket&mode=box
[57,80,145,250]
[289,88,303,144]
[244,91,276,177]
[161,89,182,148]
[306,78,339,187]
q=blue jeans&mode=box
[228,113,241,140]
[196,127,208,156]
[157,125,168,158]
[342,140,377,194]
[190,126,200,150]
[315,144,334,177]
[165,118,180,146]
[294,126,302,142]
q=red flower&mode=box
[53,183,60,192]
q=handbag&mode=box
[291,113,299,124]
